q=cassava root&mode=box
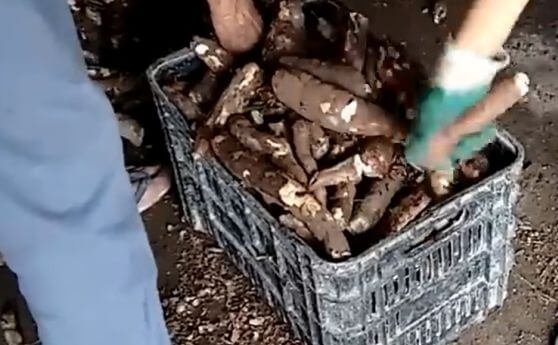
[272,69,406,139]
[212,133,350,258]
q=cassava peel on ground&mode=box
[343,12,369,72]
[349,162,407,234]
[212,133,350,258]
[386,185,431,233]
[262,0,306,62]
[279,56,373,98]
[192,36,234,73]
[208,63,264,127]
[272,69,406,139]
[228,115,308,184]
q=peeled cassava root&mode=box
[272,69,407,140]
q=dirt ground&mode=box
[3,1,557,345]
[140,1,558,345]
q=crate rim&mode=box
[146,46,525,269]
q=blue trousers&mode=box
[0,1,171,345]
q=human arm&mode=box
[405,0,530,170]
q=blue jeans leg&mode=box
[0,2,170,345]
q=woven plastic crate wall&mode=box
[147,48,524,345]
[148,51,209,233]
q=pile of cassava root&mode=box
[162,0,528,260]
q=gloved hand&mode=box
[405,45,510,170]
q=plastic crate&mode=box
[147,49,209,233]
[147,47,524,345]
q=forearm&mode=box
[455,0,530,56]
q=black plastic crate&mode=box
[147,49,209,233]
[147,47,523,345]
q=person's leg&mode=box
[0,2,170,345]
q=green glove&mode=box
[405,46,509,170]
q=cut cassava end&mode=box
[262,0,306,62]
[279,56,373,98]
[208,63,264,127]
[228,115,308,184]
[343,12,369,72]
[192,36,234,74]
[272,69,406,139]
[212,133,350,259]
[349,163,407,234]
[386,185,431,233]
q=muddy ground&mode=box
[137,1,558,345]
[4,0,558,344]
